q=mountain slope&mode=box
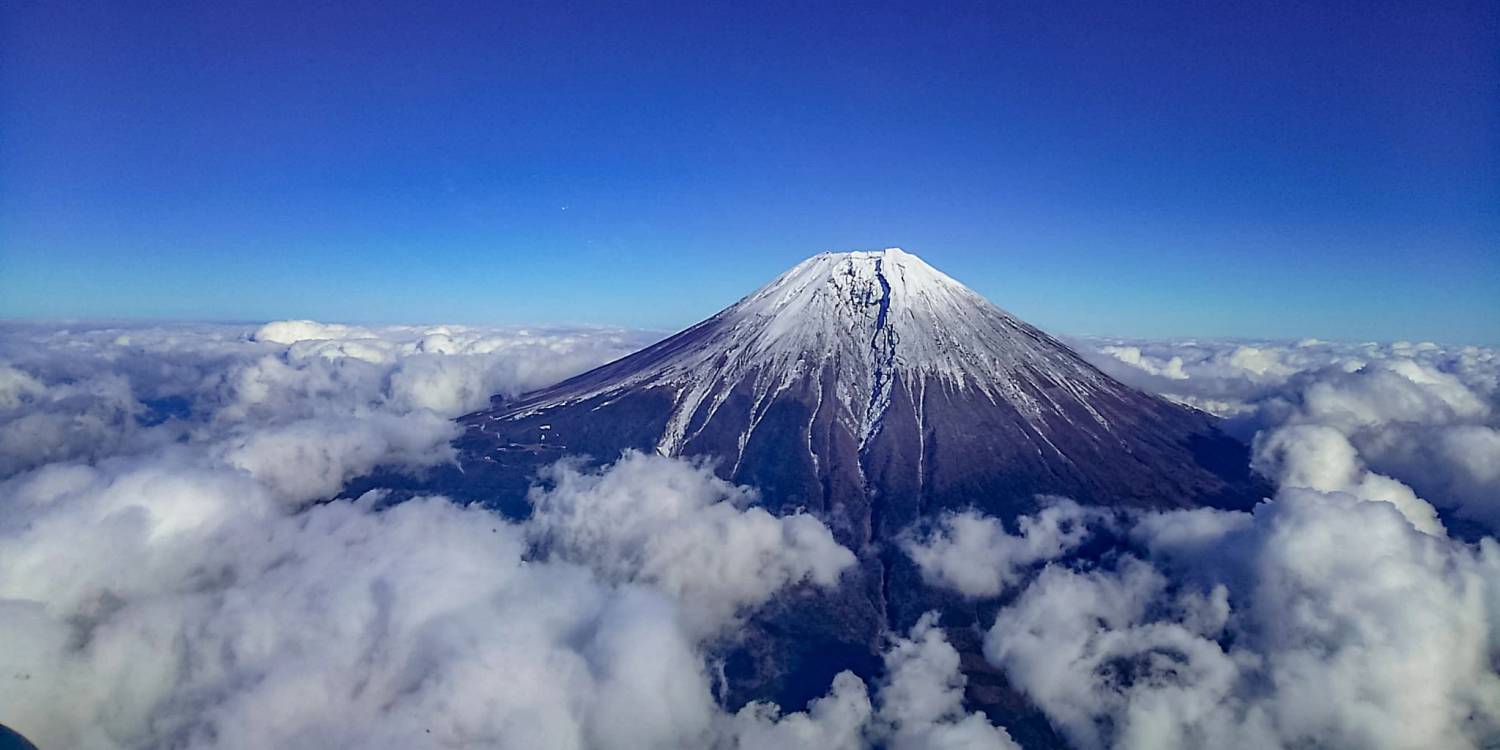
[464,248,1256,526]
[454,248,1262,724]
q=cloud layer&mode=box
[0,320,1014,750]
[1081,336,1500,531]
[938,336,1500,749]
[0,320,655,478]
[977,488,1500,750]
[2,322,1498,749]
[899,499,1099,598]
[527,451,856,636]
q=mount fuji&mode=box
[449,248,1264,732]
[461,248,1258,522]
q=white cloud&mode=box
[0,321,653,477]
[985,556,1255,750]
[1252,423,1444,535]
[1223,345,1296,378]
[5,321,1004,750]
[874,613,1020,749]
[0,364,48,409]
[1289,358,1489,434]
[0,366,143,476]
[5,321,1500,750]
[900,499,1098,598]
[251,319,379,346]
[527,451,856,635]
[0,448,1012,750]
[1128,505,1252,559]
[727,672,873,750]
[0,445,874,749]
[216,411,459,505]
[973,336,1500,748]
[226,322,655,421]
[730,614,1018,750]
[983,487,1500,750]
[1079,336,1500,532]
[1099,346,1188,380]
[0,466,722,750]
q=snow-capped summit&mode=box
[502,248,1124,458]
[456,247,1264,715]
[465,247,1259,522]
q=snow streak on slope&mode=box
[499,249,1124,456]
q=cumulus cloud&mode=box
[0,462,723,750]
[872,613,1020,749]
[900,499,1098,598]
[950,335,1500,748]
[527,450,856,635]
[1283,357,1488,433]
[950,452,1500,750]
[0,436,880,749]
[0,364,48,409]
[730,614,1018,750]
[986,488,1500,750]
[216,412,459,505]
[727,671,873,750]
[0,450,1007,750]
[0,320,1022,750]
[882,335,1500,749]
[1079,336,1500,533]
[6,321,1500,750]
[250,319,378,345]
[1363,424,1500,527]
[1252,424,1444,535]
[1076,337,1378,420]
[0,321,653,478]
[984,556,1251,750]
[0,363,142,476]
[1099,345,1188,380]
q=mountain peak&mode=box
[463,240,1260,528]
[489,248,1130,454]
[458,246,1263,715]
[730,248,951,341]
[767,248,961,313]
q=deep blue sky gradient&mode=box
[2,0,1497,343]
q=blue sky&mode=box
[2,0,1496,343]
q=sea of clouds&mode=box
[0,321,1497,749]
